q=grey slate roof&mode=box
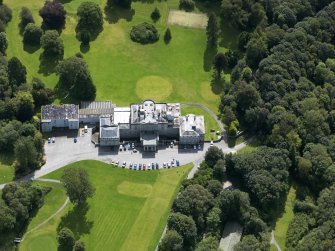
[42,104,79,120]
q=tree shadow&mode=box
[57,202,93,239]
[58,0,72,3]
[133,0,166,3]
[80,43,90,53]
[194,0,221,15]
[210,77,224,95]
[104,5,135,24]
[38,53,62,76]
[203,45,217,72]
[219,21,239,50]
[23,43,40,54]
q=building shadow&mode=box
[57,202,93,239]
[104,5,135,24]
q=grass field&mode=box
[181,106,221,140]
[4,0,236,112]
[0,153,14,184]
[273,186,296,250]
[21,160,192,251]
[20,181,70,251]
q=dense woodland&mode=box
[161,0,335,250]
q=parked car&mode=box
[172,163,175,168]
[48,138,51,143]
[193,145,197,150]
[52,137,55,143]
[198,144,201,150]
[74,137,77,143]
[167,163,171,168]
[176,160,180,166]
[147,165,151,171]
[210,141,213,146]
[133,164,137,170]
[119,145,123,151]
[116,161,119,166]
[156,163,159,169]
[143,164,146,171]
[131,143,135,149]
[163,162,166,168]
[111,160,114,166]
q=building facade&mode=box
[41,100,205,151]
[41,104,79,132]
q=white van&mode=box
[84,125,88,133]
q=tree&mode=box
[173,184,213,231]
[61,167,95,204]
[195,236,219,251]
[235,234,269,251]
[19,7,34,29]
[74,240,85,251]
[0,205,16,232]
[31,78,54,107]
[13,91,34,122]
[158,230,183,251]
[179,0,194,12]
[0,32,7,55]
[23,23,43,45]
[39,0,66,29]
[206,180,223,197]
[130,22,159,44]
[167,213,197,249]
[206,207,221,237]
[40,30,64,58]
[164,28,172,44]
[76,2,103,42]
[107,0,132,9]
[14,136,39,172]
[57,227,75,251]
[213,159,225,181]
[8,57,27,87]
[151,7,161,21]
[205,146,224,167]
[246,37,267,69]
[56,56,96,100]
[213,53,226,79]
[206,13,218,47]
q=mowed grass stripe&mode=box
[121,165,192,251]
[41,160,191,251]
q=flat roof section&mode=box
[114,108,131,124]
[42,104,79,120]
[80,101,114,116]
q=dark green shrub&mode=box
[179,0,194,12]
[151,8,160,21]
[130,22,159,44]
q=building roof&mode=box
[130,100,180,124]
[41,104,79,121]
[114,107,131,124]
[79,101,114,117]
[179,114,205,137]
[99,116,119,139]
[141,132,158,146]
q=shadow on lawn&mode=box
[203,44,217,72]
[38,53,62,76]
[23,43,40,54]
[58,202,93,239]
[104,5,135,24]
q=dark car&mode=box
[176,160,180,166]
[74,137,77,143]
[155,163,159,169]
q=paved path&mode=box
[270,230,282,251]
[21,179,69,241]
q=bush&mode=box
[179,0,194,12]
[41,30,64,57]
[130,22,159,44]
[20,7,34,29]
[23,23,43,45]
[151,8,161,21]
[164,28,172,44]
[107,0,132,9]
[57,227,75,251]
[0,31,7,55]
[39,0,66,29]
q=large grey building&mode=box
[41,100,205,151]
[41,104,79,132]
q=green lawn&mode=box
[21,160,192,251]
[236,138,261,154]
[274,186,296,250]
[20,181,69,251]
[4,0,236,112]
[0,153,15,184]
[181,106,221,141]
